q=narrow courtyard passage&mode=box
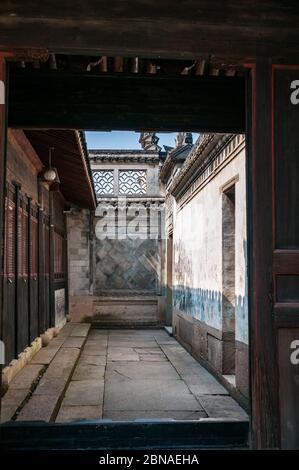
[1,324,248,424]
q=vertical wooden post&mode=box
[247,60,280,448]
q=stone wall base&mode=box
[92,296,159,326]
[69,295,96,322]
[70,294,162,326]
[173,311,249,401]
[235,340,249,398]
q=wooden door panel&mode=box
[272,65,299,448]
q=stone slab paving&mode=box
[0,323,90,423]
[9,364,44,390]
[72,364,105,381]
[198,396,249,420]
[105,361,180,382]
[17,395,57,422]
[1,389,29,423]
[70,324,90,337]
[62,336,86,348]
[79,355,107,366]
[2,327,248,424]
[16,347,83,421]
[159,343,229,395]
[54,330,108,422]
[103,410,207,420]
[62,380,105,406]
[108,347,140,362]
[82,345,107,356]
[104,379,202,411]
[108,340,158,348]
[139,353,167,362]
[45,348,81,378]
[56,405,102,423]
[29,343,62,365]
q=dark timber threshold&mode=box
[0,420,249,450]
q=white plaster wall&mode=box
[173,146,248,344]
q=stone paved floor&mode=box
[1,325,248,423]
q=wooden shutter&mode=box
[30,206,38,277]
[5,192,15,278]
[44,219,50,276]
[54,231,64,279]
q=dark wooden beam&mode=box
[8,69,245,133]
[0,2,299,59]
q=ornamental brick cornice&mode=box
[160,153,174,183]
[170,133,233,200]
[160,144,193,183]
[89,149,162,164]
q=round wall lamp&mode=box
[41,146,60,185]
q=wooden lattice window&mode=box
[119,170,147,195]
[93,170,114,195]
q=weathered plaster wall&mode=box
[173,147,247,341]
[172,138,249,398]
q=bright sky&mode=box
[85,131,199,150]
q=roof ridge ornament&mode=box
[139,132,161,152]
[176,132,193,147]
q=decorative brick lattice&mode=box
[119,170,147,195]
[93,170,114,195]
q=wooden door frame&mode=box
[0,53,296,449]
[245,60,280,448]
